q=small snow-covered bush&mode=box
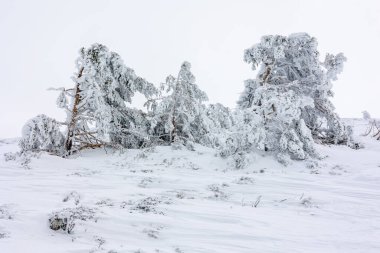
[48,206,97,234]
[232,152,249,170]
[129,196,172,215]
[207,184,229,200]
[3,152,17,161]
[0,205,13,220]
[234,176,255,185]
[62,191,81,205]
[19,114,64,154]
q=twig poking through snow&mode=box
[253,195,262,208]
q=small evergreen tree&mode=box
[147,62,208,145]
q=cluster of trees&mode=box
[20,33,354,164]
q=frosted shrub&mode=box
[19,114,64,154]
[48,206,97,234]
[232,152,248,169]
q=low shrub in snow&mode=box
[48,206,97,234]
[19,114,64,155]
[129,196,172,215]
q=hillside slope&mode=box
[0,119,380,253]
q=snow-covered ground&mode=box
[1,119,380,253]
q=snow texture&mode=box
[1,119,380,253]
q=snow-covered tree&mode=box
[147,62,208,145]
[19,114,64,154]
[234,33,352,163]
[60,44,157,153]
[224,88,315,164]
[196,103,236,148]
[240,33,352,146]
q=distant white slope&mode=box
[0,119,379,253]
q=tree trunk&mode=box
[65,67,84,153]
[169,76,180,143]
[261,64,271,85]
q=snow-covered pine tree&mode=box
[19,114,64,154]
[233,33,352,163]
[146,61,208,145]
[240,33,352,146]
[60,44,157,153]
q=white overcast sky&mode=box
[0,0,379,138]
